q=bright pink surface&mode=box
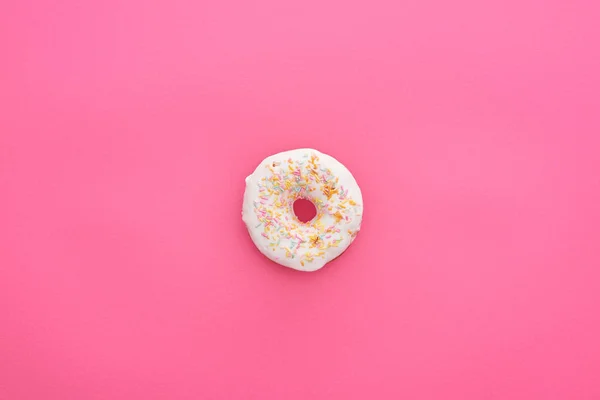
[1,0,600,399]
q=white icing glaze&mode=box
[242,148,363,271]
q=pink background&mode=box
[1,0,600,399]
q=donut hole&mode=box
[293,198,317,223]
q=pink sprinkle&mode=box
[325,235,332,239]
[261,233,269,238]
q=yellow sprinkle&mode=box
[309,234,321,247]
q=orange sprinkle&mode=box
[333,211,344,223]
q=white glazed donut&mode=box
[242,148,363,271]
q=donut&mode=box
[242,148,363,272]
